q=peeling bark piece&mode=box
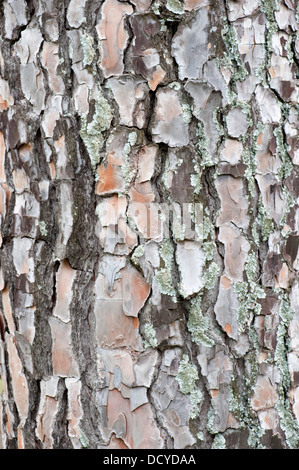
[43,16,59,42]
[12,237,35,283]
[41,42,65,96]
[184,81,222,155]
[184,80,213,115]
[6,333,29,426]
[96,141,126,196]
[176,241,205,298]
[214,275,240,340]
[42,97,62,139]
[226,0,259,21]
[65,378,83,449]
[255,125,282,175]
[98,254,126,295]
[151,88,189,147]
[14,292,35,345]
[97,0,133,78]
[15,26,43,65]
[226,108,248,139]
[13,192,40,239]
[94,272,143,351]
[263,252,284,288]
[256,174,287,225]
[73,84,89,115]
[164,148,198,205]
[95,127,140,196]
[99,349,135,387]
[12,168,30,193]
[128,188,161,241]
[121,263,150,317]
[0,78,14,110]
[210,389,231,433]
[136,145,157,184]
[203,349,233,390]
[129,14,166,91]
[2,286,15,334]
[215,176,250,229]
[36,379,59,449]
[54,134,75,180]
[106,389,163,449]
[130,387,148,411]
[96,195,138,254]
[54,182,73,260]
[218,225,250,282]
[134,349,159,387]
[67,0,87,28]
[219,139,243,165]
[285,107,299,166]
[172,7,210,80]
[251,376,279,411]
[184,0,209,11]
[49,317,80,378]
[255,86,282,124]
[108,76,149,128]
[94,262,149,349]
[4,0,27,40]
[203,59,228,105]
[20,63,46,114]
[130,0,152,11]
[275,4,297,30]
[53,260,76,323]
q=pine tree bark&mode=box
[0,0,298,449]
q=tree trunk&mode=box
[0,0,298,450]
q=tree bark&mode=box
[0,0,298,449]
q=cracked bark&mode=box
[0,0,298,449]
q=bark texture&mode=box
[0,0,298,450]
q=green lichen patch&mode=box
[234,252,266,331]
[274,125,293,181]
[176,354,198,394]
[203,262,220,290]
[131,244,145,267]
[189,389,203,419]
[181,103,193,124]
[121,131,138,192]
[166,0,184,15]
[80,90,113,171]
[187,295,215,347]
[195,121,215,169]
[154,239,176,299]
[276,392,299,449]
[221,23,248,83]
[176,354,203,420]
[79,429,90,448]
[274,297,294,390]
[260,0,279,70]
[256,196,274,242]
[80,32,95,67]
[274,296,299,448]
[39,220,48,237]
[280,187,295,229]
[143,322,158,349]
[211,434,226,449]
